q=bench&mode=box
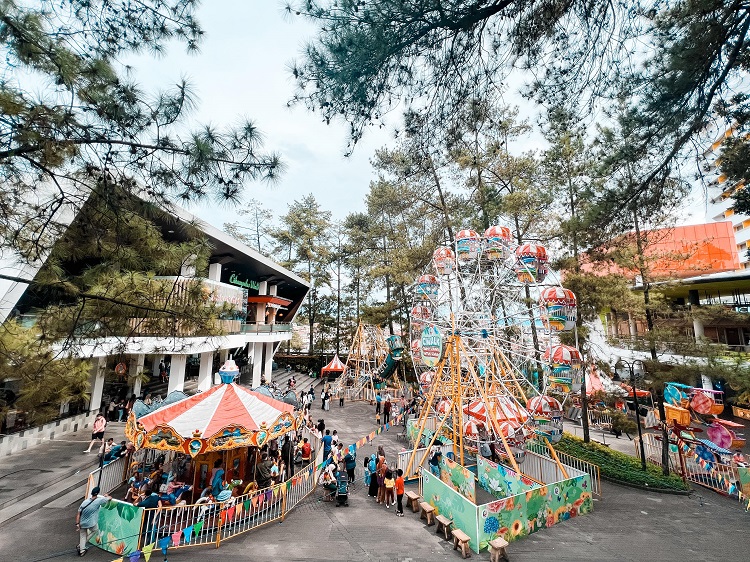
[452,528,471,558]
[435,514,453,540]
[405,490,421,513]
[419,501,435,526]
[488,537,510,562]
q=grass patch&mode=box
[555,434,689,491]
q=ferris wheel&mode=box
[404,226,581,474]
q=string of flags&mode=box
[314,412,404,472]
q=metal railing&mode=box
[86,455,129,497]
[240,322,293,334]
[525,440,602,497]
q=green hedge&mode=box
[555,434,689,491]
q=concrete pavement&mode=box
[0,397,749,561]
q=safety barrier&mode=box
[138,457,320,551]
[86,455,129,497]
[525,440,602,497]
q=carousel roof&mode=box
[321,354,347,373]
[138,382,295,439]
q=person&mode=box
[257,452,274,489]
[211,459,225,497]
[125,394,136,418]
[384,469,395,508]
[300,437,312,465]
[331,430,339,446]
[339,389,345,408]
[98,437,115,462]
[159,484,193,506]
[103,440,127,463]
[84,414,107,453]
[395,469,405,517]
[376,457,388,504]
[429,450,442,477]
[322,429,333,460]
[383,398,392,425]
[367,454,378,497]
[159,360,167,383]
[281,435,294,477]
[76,486,110,556]
[317,418,326,434]
[344,445,357,485]
[116,399,126,422]
[143,393,152,406]
[333,442,345,467]
[324,390,331,411]
[375,392,382,414]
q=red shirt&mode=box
[301,443,311,459]
[395,476,405,495]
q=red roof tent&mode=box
[321,354,346,373]
[246,295,293,307]
[581,222,740,279]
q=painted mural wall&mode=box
[475,474,594,550]
[422,470,480,552]
[476,456,538,499]
[439,455,477,503]
[95,500,144,555]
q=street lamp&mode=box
[615,359,647,471]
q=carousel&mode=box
[125,360,301,498]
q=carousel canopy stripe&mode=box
[321,354,347,373]
[137,383,294,438]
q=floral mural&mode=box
[422,470,479,551]
[475,474,594,550]
[476,456,538,499]
[439,455,476,502]
[94,500,144,555]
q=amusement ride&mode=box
[404,226,582,477]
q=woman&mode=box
[83,413,107,453]
[211,459,225,497]
[367,454,378,497]
[376,457,388,504]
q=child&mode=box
[395,469,405,516]
[375,411,381,425]
[384,469,395,508]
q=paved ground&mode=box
[1,391,749,562]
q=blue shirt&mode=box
[322,435,333,451]
[376,395,382,403]
[78,496,108,528]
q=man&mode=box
[98,438,115,463]
[383,398,392,425]
[429,450,442,477]
[103,440,127,463]
[344,446,357,484]
[256,452,274,489]
[322,429,333,461]
[76,486,110,556]
[281,435,294,477]
[300,438,312,465]
[375,392,382,414]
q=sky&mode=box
[126,1,393,228]
[125,1,707,231]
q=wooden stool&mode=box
[435,514,453,540]
[405,490,421,513]
[419,501,435,526]
[488,537,510,562]
[452,528,471,558]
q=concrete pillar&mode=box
[208,263,222,282]
[264,342,274,382]
[180,253,197,278]
[693,317,705,341]
[88,357,107,413]
[252,342,264,387]
[256,301,266,325]
[258,280,268,295]
[128,354,145,398]
[167,355,187,393]
[197,351,214,392]
[152,355,162,382]
[269,284,277,296]
[628,312,637,337]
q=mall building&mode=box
[0,195,308,443]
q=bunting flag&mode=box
[243,499,251,511]
[193,521,204,536]
[235,503,243,518]
[157,536,170,555]
[129,551,141,562]
[141,543,154,562]
[183,525,193,544]
[171,530,182,546]
[219,510,227,525]
[226,506,236,521]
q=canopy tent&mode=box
[321,354,347,374]
[125,381,298,457]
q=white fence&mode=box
[86,456,128,497]
[525,440,602,497]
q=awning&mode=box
[321,354,347,373]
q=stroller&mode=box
[335,471,349,507]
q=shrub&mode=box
[555,434,689,491]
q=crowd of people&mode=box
[363,445,405,516]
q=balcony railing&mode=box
[607,335,750,357]
[240,322,293,334]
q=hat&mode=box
[91,486,101,496]
[216,490,232,502]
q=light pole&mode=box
[616,359,647,471]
